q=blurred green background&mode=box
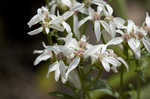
[0,0,150,99]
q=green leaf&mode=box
[48,91,76,99]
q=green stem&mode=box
[137,75,141,99]
[136,60,141,99]
[119,67,124,99]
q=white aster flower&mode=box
[59,33,87,59]
[33,42,60,65]
[117,20,150,59]
[27,7,64,35]
[84,38,127,72]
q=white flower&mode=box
[59,33,87,59]
[117,20,150,59]
[91,0,113,17]
[78,7,102,41]
[27,7,64,35]
[33,42,59,65]
[49,11,74,34]
[84,39,127,72]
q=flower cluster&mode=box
[28,0,150,85]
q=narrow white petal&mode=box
[109,22,116,37]
[34,52,52,65]
[61,0,72,7]
[45,27,50,34]
[71,3,84,12]
[146,12,150,27]
[78,16,91,28]
[117,57,128,71]
[142,37,150,53]
[28,27,43,36]
[128,38,141,59]
[62,21,72,34]
[73,15,80,37]
[49,14,57,20]
[65,57,80,79]
[106,4,113,16]
[107,37,123,46]
[59,61,68,83]
[113,17,125,28]
[79,7,88,15]
[111,66,118,73]
[100,21,110,34]
[62,11,74,20]
[105,57,121,67]
[50,4,57,14]
[33,50,43,54]
[50,24,65,32]
[27,14,40,27]
[47,61,59,78]
[101,58,110,72]
[94,20,101,41]
[97,5,103,15]
[55,65,60,81]
[127,20,135,33]
[116,30,124,35]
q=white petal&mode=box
[49,14,57,20]
[47,61,59,78]
[105,57,121,67]
[55,65,61,81]
[62,11,74,20]
[34,52,52,65]
[65,57,80,79]
[50,4,57,14]
[78,16,91,28]
[27,14,40,27]
[106,4,113,16]
[142,37,150,53]
[109,21,116,37]
[28,27,43,36]
[59,61,68,83]
[33,50,43,54]
[127,20,135,33]
[101,58,110,72]
[71,3,84,12]
[117,57,128,71]
[50,24,65,32]
[94,20,101,41]
[61,0,72,7]
[111,66,118,73]
[62,21,72,34]
[81,35,87,42]
[73,15,80,37]
[146,12,150,27]
[128,38,141,59]
[79,7,88,15]
[97,5,103,15]
[107,37,123,46]
[45,27,50,34]
[116,30,124,35]
[113,17,125,28]
[100,21,110,34]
